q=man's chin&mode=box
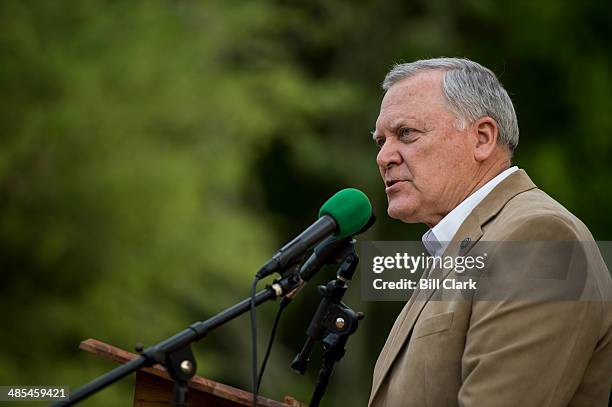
[387,204,419,224]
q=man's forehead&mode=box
[381,70,445,108]
[374,70,446,135]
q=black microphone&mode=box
[282,213,376,303]
[255,189,372,280]
[299,236,352,283]
[300,213,376,282]
[256,216,336,280]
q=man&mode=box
[369,58,612,406]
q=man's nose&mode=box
[376,138,402,169]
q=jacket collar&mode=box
[451,169,537,255]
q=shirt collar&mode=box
[422,166,519,256]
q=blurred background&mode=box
[1,0,611,405]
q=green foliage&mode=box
[1,0,610,405]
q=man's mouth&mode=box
[385,179,410,192]
[385,179,408,188]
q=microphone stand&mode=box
[290,243,363,407]
[51,269,302,407]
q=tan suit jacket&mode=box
[369,170,612,407]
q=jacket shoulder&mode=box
[483,188,595,241]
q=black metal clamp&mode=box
[164,345,197,406]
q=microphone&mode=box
[255,188,372,279]
[300,213,376,283]
[281,213,375,303]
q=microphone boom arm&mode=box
[51,270,303,406]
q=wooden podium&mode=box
[80,339,306,407]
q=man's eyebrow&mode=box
[389,120,410,133]
[371,123,399,141]
[371,117,419,141]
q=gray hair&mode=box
[382,57,519,152]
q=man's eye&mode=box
[375,138,385,148]
[399,128,415,139]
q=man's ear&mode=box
[472,117,498,162]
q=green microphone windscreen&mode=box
[318,188,372,238]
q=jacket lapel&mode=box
[369,170,537,404]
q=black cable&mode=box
[250,277,260,407]
[256,297,290,393]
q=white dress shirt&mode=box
[422,166,519,256]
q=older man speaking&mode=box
[369,58,612,406]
